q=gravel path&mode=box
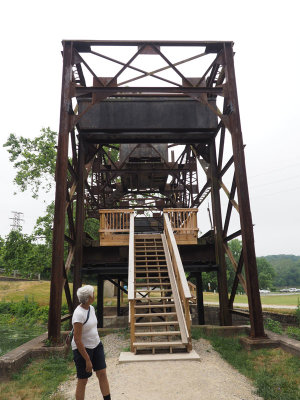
[57,333,262,400]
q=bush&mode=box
[286,326,300,341]
[264,318,283,334]
[295,298,300,327]
[0,297,69,326]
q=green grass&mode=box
[0,280,298,307]
[203,291,300,307]
[0,353,75,400]
[286,326,300,341]
[0,280,129,307]
[191,327,300,400]
[264,318,284,334]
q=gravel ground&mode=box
[57,333,263,400]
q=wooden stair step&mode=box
[134,312,177,317]
[135,250,165,253]
[135,321,179,327]
[135,282,171,286]
[135,276,168,280]
[135,265,168,268]
[135,304,176,309]
[133,341,184,348]
[135,245,164,248]
[135,256,165,259]
[135,272,168,276]
[134,297,173,300]
[135,331,181,337]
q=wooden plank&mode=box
[135,304,176,308]
[163,214,192,298]
[162,233,189,345]
[133,341,183,347]
[130,300,135,352]
[128,213,135,300]
[135,282,171,286]
[224,243,247,294]
[135,331,181,336]
[135,321,179,327]
[134,297,173,300]
[134,312,177,317]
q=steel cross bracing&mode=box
[48,40,265,342]
[86,143,199,217]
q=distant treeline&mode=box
[265,254,300,288]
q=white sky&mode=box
[0,0,299,256]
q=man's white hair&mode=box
[77,285,94,304]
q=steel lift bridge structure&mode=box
[48,40,266,352]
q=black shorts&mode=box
[73,342,106,379]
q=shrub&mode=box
[286,326,300,341]
[295,298,300,327]
[264,318,283,334]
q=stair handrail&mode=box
[163,208,198,244]
[163,213,192,346]
[127,212,135,351]
[128,212,135,301]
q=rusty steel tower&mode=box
[48,40,265,344]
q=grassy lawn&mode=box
[0,281,61,306]
[191,327,300,400]
[0,280,128,308]
[203,291,300,307]
[0,353,75,400]
[0,279,299,307]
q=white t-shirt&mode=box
[71,305,100,350]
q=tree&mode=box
[256,257,276,290]
[3,230,31,275]
[33,202,54,247]
[3,127,57,198]
[266,255,300,288]
[0,236,5,266]
[2,229,50,277]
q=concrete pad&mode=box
[240,336,280,351]
[119,349,200,363]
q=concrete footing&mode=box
[194,324,250,337]
[119,349,201,363]
[239,336,280,351]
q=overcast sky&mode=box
[0,0,299,257]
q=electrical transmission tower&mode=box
[10,211,24,230]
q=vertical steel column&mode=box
[209,140,232,326]
[117,279,121,316]
[73,137,85,307]
[97,276,104,328]
[223,43,265,338]
[48,42,73,342]
[196,273,205,325]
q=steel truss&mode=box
[48,40,265,342]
